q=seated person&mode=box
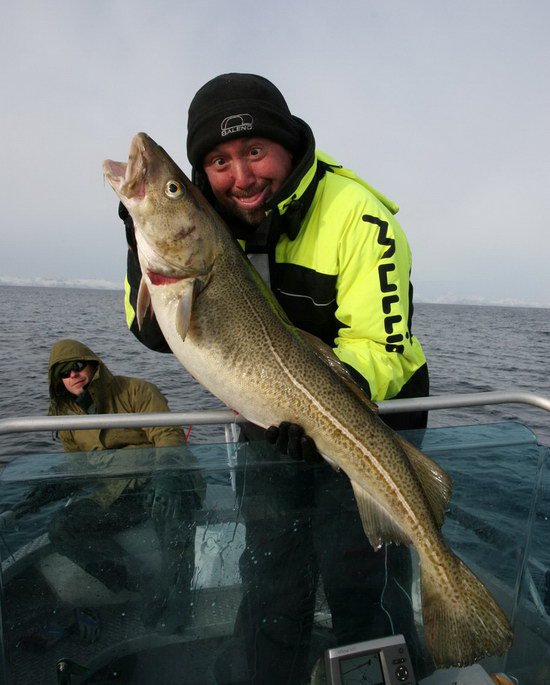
[29,338,204,633]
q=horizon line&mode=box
[1,276,549,310]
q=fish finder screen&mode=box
[338,650,385,684]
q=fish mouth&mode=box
[103,133,152,200]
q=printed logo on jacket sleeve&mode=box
[363,214,405,353]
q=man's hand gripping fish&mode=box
[103,133,513,668]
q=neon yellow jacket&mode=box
[260,150,427,402]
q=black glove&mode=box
[119,201,137,252]
[265,422,322,464]
[148,474,198,525]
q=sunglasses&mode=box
[59,361,88,379]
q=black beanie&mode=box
[187,73,302,168]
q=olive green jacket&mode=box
[48,339,203,508]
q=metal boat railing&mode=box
[1,390,549,434]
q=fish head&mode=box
[103,132,218,284]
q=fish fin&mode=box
[298,330,379,414]
[350,481,411,549]
[395,435,452,528]
[175,279,197,341]
[319,451,340,471]
[421,551,513,667]
[136,278,151,330]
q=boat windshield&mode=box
[0,420,548,684]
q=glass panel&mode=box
[503,439,550,682]
[403,422,550,683]
[0,422,548,684]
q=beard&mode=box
[229,203,265,227]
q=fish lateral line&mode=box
[276,353,422,518]
[231,268,437,547]
[243,287,426,526]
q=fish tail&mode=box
[421,552,513,668]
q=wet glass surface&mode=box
[0,423,548,684]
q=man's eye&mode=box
[249,147,262,157]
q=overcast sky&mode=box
[2,1,549,306]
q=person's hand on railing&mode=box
[148,473,199,526]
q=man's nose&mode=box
[232,159,255,188]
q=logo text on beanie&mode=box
[221,114,254,137]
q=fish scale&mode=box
[103,132,513,668]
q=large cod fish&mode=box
[103,133,512,668]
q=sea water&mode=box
[1,284,548,454]
[0,284,228,458]
[0,285,549,584]
[0,286,550,656]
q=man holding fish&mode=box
[107,75,509,682]
[123,74,429,426]
[120,73,428,682]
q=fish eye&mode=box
[165,180,185,199]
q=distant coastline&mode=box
[1,276,548,309]
[0,276,123,291]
